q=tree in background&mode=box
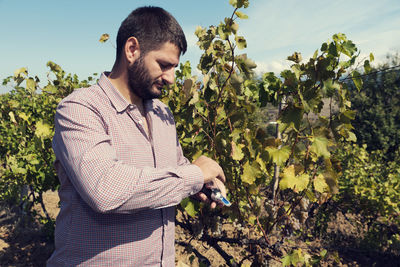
[349,53,400,161]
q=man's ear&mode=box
[125,37,140,64]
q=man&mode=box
[47,6,226,266]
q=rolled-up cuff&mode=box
[176,164,204,198]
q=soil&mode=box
[0,191,399,266]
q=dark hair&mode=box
[116,6,187,61]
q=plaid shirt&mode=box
[47,73,204,266]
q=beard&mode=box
[127,55,164,100]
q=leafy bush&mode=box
[0,62,96,218]
[335,143,400,253]
[349,53,400,161]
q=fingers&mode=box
[210,201,217,209]
[196,192,208,202]
[211,178,227,198]
[217,165,226,182]
[192,192,218,209]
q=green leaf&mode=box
[180,198,198,217]
[328,43,338,57]
[321,42,328,52]
[369,52,374,62]
[310,136,330,158]
[346,131,357,142]
[364,60,372,73]
[99,33,109,43]
[235,11,248,19]
[287,52,302,63]
[235,36,247,50]
[351,70,363,91]
[217,24,229,40]
[313,49,319,59]
[43,84,57,93]
[281,254,292,267]
[341,40,357,57]
[230,128,242,143]
[279,105,303,131]
[266,146,290,165]
[291,64,302,80]
[322,79,340,97]
[244,57,257,69]
[229,0,248,8]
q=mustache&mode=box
[153,80,168,87]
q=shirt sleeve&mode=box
[52,97,204,214]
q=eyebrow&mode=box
[160,60,179,68]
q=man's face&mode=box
[127,42,180,100]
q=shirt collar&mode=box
[97,72,158,114]
[97,72,130,113]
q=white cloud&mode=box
[254,60,291,75]
[237,0,400,71]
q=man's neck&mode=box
[108,69,143,109]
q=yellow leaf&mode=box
[279,165,296,190]
[241,161,258,184]
[280,165,309,192]
[35,121,52,138]
[9,111,16,123]
[310,136,330,158]
[266,145,290,165]
[235,11,249,19]
[248,215,256,225]
[295,173,310,192]
[99,33,109,43]
[18,112,29,121]
[248,183,259,194]
[232,142,245,161]
[26,78,36,92]
[43,84,57,93]
[256,154,267,172]
[313,174,329,193]
[14,67,27,78]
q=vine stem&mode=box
[272,99,283,201]
[228,117,242,219]
[246,193,270,245]
[212,8,238,148]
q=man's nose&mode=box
[162,68,175,85]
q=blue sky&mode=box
[1,0,399,93]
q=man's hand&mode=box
[192,179,227,209]
[193,155,226,184]
[192,156,226,208]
